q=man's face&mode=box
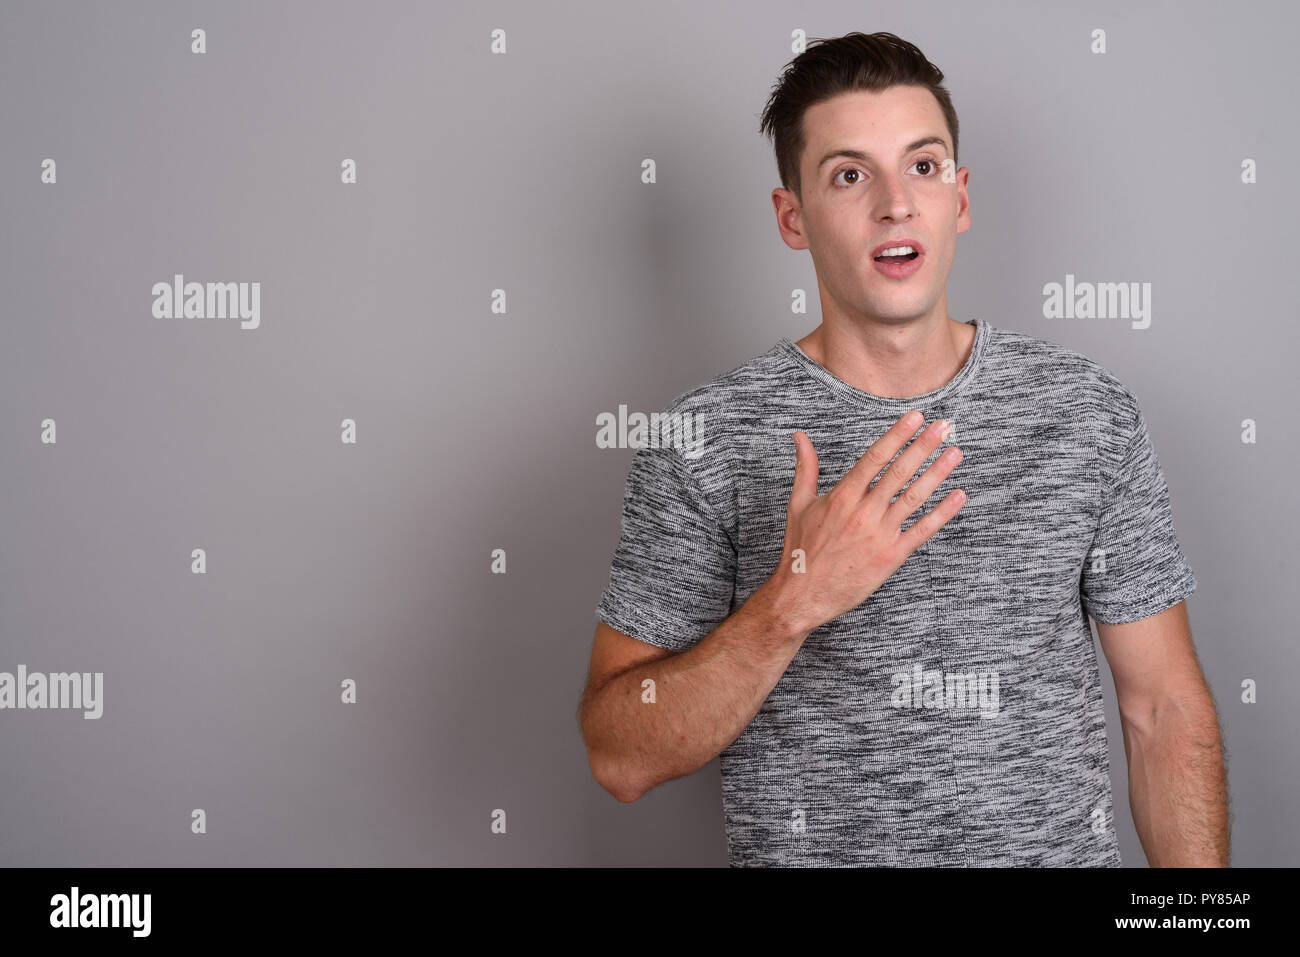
[774,85,970,327]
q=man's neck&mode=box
[794,316,977,400]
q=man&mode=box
[579,31,1227,867]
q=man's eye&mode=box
[914,157,939,176]
[833,168,863,186]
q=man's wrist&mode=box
[745,575,816,647]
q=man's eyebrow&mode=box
[816,136,950,170]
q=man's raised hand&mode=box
[763,410,966,635]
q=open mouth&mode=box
[870,242,924,278]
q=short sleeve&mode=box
[1080,405,1197,625]
[595,442,738,654]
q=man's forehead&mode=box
[803,89,948,159]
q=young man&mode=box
[579,32,1227,867]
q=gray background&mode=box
[1,0,1295,866]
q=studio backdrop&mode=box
[1,0,1295,865]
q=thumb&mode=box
[789,430,819,512]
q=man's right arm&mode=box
[579,580,810,804]
[582,411,965,803]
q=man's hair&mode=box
[758,31,959,203]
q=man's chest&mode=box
[729,410,1104,633]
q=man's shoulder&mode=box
[989,323,1131,391]
[984,323,1142,427]
[634,340,793,514]
[654,338,794,419]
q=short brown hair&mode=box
[758,31,959,203]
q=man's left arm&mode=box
[1095,601,1228,866]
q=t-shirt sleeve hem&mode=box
[1084,569,1197,625]
[594,601,693,654]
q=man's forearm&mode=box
[582,580,811,803]
[1124,688,1229,866]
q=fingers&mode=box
[787,430,820,513]
[884,439,963,527]
[898,486,967,550]
[866,416,953,511]
[836,409,926,501]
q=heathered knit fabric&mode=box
[595,318,1198,867]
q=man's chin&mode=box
[856,302,936,326]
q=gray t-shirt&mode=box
[595,318,1198,866]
